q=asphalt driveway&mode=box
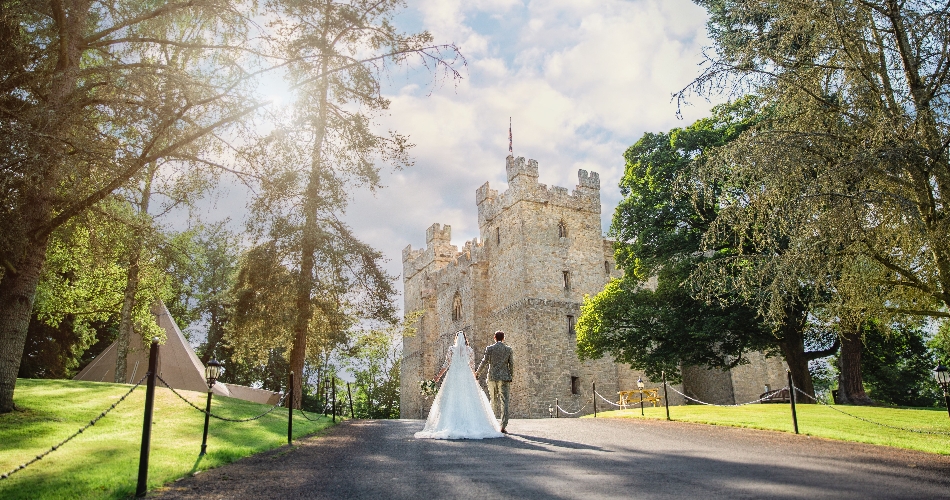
[154,418,950,499]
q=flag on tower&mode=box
[508,117,513,155]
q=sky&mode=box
[343,0,717,302]
[182,0,720,317]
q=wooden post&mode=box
[592,382,597,417]
[555,398,559,418]
[662,371,671,421]
[787,369,799,434]
[331,376,337,423]
[288,371,294,445]
[347,382,355,418]
[135,338,159,497]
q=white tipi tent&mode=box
[74,301,280,405]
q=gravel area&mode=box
[153,418,950,499]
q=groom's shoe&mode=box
[501,428,508,434]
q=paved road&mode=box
[155,418,950,499]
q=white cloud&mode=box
[333,0,721,308]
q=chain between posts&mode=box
[793,387,950,436]
[156,376,286,422]
[295,407,324,422]
[1,375,147,481]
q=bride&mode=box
[414,331,504,439]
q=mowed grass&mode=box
[592,402,950,454]
[0,379,335,499]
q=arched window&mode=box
[605,260,611,275]
[562,271,571,291]
[496,226,500,245]
[557,220,567,238]
[452,292,462,321]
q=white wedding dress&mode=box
[414,332,504,439]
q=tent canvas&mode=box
[74,301,280,405]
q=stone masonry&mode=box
[400,155,787,418]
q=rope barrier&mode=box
[556,398,592,416]
[666,384,790,407]
[1,375,147,481]
[157,376,286,422]
[594,391,625,408]
[793,387,950,436]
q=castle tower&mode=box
[401,155,658,418]
[400,154,786,419]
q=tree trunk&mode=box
[115,167,153,382]
[836,325,874,405]
[114,254,140,383]
[0,235,50,412]
[0,0,86,412]
[776,312,816,402]
[289,55,331,409]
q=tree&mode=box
[343,312,419,419]
[240,0,462,406]
[25,204,168,377]
[0,0,258,412]
[858,320,941,407]
[577,100,838,393]
[683,0,950,319]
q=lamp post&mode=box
[200,359,224,455]
[637,377,645,416]
[934,365,950,419]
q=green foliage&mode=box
[343,312,421,419]
[25,206,169,377]
[930,321,950,366]
[578,100,776,382]
[18,316,116,379]
[860,323,942,407]
[687,0,950,319]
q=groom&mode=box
[475,331,514,433]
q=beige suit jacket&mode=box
[475,341,514,382]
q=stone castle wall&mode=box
[401,155,785,418]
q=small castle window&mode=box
[558,220,567,238]
[562,271,571,291]
[452,292,462,321]
[567,315,576,336]
[605,260,610,275]
[571,376,580,395]
[496,227,500,245]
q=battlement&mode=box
[477,157,601,226]
[426,223,452,244]
[403,223,461,280]
[577,169,600,190]
[506,156,539,187]
[476,183,498,206]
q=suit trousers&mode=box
[488,379,510,429]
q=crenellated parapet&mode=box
[403,223,459,281]
[403,223,489,283]
[478,156,601,227]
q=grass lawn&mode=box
[591,402,950,455]
[0,379,335,499]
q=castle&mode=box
[400,155,787,418]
